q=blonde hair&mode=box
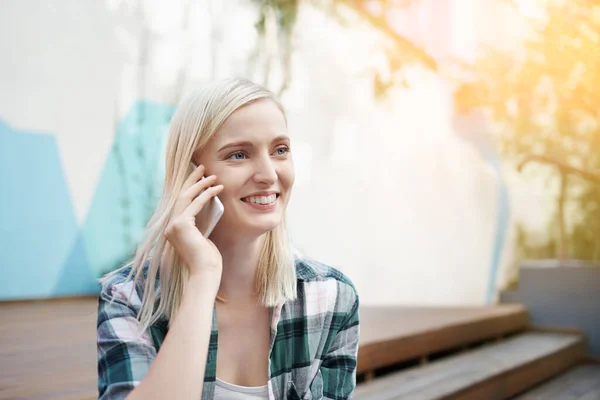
[101,78,297,330]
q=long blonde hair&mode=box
[101,78,297,330]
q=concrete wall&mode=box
[501,260,600,357]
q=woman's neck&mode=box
[210,231,266,303]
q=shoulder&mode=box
[295,255,356,289]
[294,255,359,314]
[99,266,146,311]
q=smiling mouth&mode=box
[241,194,279,205]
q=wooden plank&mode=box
[453,337,585,400]
[355,331,585,400]
[0,298,530,399]
[513,363,600,399]
[358,304,528,373]
[0,297,98,400]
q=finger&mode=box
[183,175,218,200]
[172,168,211,217]
[182,185,224,219]
[182,163,206,191]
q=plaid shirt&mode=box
[97,256,360,399]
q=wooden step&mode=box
[355,331,585,400]
[358,304,528,375]
[513,363,600,399]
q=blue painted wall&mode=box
[0,119,96,298]
[83,100,175,278]
[0,100,174,300]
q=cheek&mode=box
[220,184,241,204]
[213,173,238,201]
[280,161,295,189]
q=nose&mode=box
[252,152,278,185]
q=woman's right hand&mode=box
[163,164,225,281]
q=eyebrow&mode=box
[217,135,290,152]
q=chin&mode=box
[243,216,283,235]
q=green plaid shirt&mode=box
[97,256,360,399]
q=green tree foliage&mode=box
[456,0,600,261]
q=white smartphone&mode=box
[190,162,224,237]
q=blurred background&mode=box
[4,0,599,305]
[2,0,600,398]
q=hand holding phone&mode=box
[163,163,224,278]
[190,162,224,237]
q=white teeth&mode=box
[244,194,277,204]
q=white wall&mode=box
[0,0,521,304]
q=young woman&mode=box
[97,78,359,400]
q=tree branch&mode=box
[343,1,437,71]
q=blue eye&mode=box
[227,151,247,160]
[275,147,290,156]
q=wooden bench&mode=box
[1,298,587,400]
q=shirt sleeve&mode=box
[320,290,360,400]
[97,283,157,400]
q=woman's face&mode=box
[196,99,294,236]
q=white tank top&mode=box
[213,377,269,400]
